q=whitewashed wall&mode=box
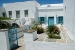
[0,31,10,50]
[38,6,63,25]
[24,31,37,50]
[3,1,39,22]
[17,25,30,38]
[0,7,5,17]
[64,0,75,40]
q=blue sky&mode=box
[0,0,63,6]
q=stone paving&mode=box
[15,36,25,50]
[36,33,57,42]
[34,41,75,50]
[15,25,75,50]
[59,25,75,43]
[36,25,75,43]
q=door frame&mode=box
[48,17,54,26]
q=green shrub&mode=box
[0,21,12,29]
[30,25,37,31]
[31,21,44,34]
[48,34,61,39]
[31,26,44,34]
[46,25,60,35]
[37,27,44,34]
[46,25,61,39]
[0,17,11,20]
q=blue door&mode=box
[48,17,54,25]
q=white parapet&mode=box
[0,31,10,50]
[24,31,37,50]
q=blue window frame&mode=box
[58,17,63,24]
[40,17,44,23]
[38,17,46,24]
[56,16,63,24]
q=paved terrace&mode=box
[16,36,75,50]
[15,25,75,50]
[36,25,75,43]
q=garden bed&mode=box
[46,25,61,39]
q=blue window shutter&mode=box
[56,17,58,24]
[38,17,40,23]
[61,16,63,24]
[44,17,46,24]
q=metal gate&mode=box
[8,26,18,50]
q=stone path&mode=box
[15,25,75,50]
[34,41,75,50]
[36,25,75,43]
[15,36,25,50]
[36,33,57,42]
[59,25,75,43]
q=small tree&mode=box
[38,21,43,26]
[46,25,61,39]
[31,21,44,34]
[31,21,38,30]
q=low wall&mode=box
[17,25,29,32]
[24,31,37,50]
[0,31,10,50]
[33,31,37,40]
[17,25,30,38]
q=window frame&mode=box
[40,17,44,23]
[24,10,28,17]
[8,11,12,18]
[16,10,20,18]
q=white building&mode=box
[0,1,63,26]
[3,1,40,20]
[0,7,6,17]
[64,0,75,40]
[38,4,63,27]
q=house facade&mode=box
[0,7,5,17]
[0,1,63,26]
[3,1,40,21]
[64,0,75,40]
[38,4,63,26]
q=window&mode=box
[58,16,63,24]
[38,17,46,24]
[2,13,6,17]
[8,11,12,18]
[24,10,28,17]
[40,17,44,23]
[16,11,20,18]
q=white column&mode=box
[20,10,24,18]
[54,15,56,24]
[12,10,16,19]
